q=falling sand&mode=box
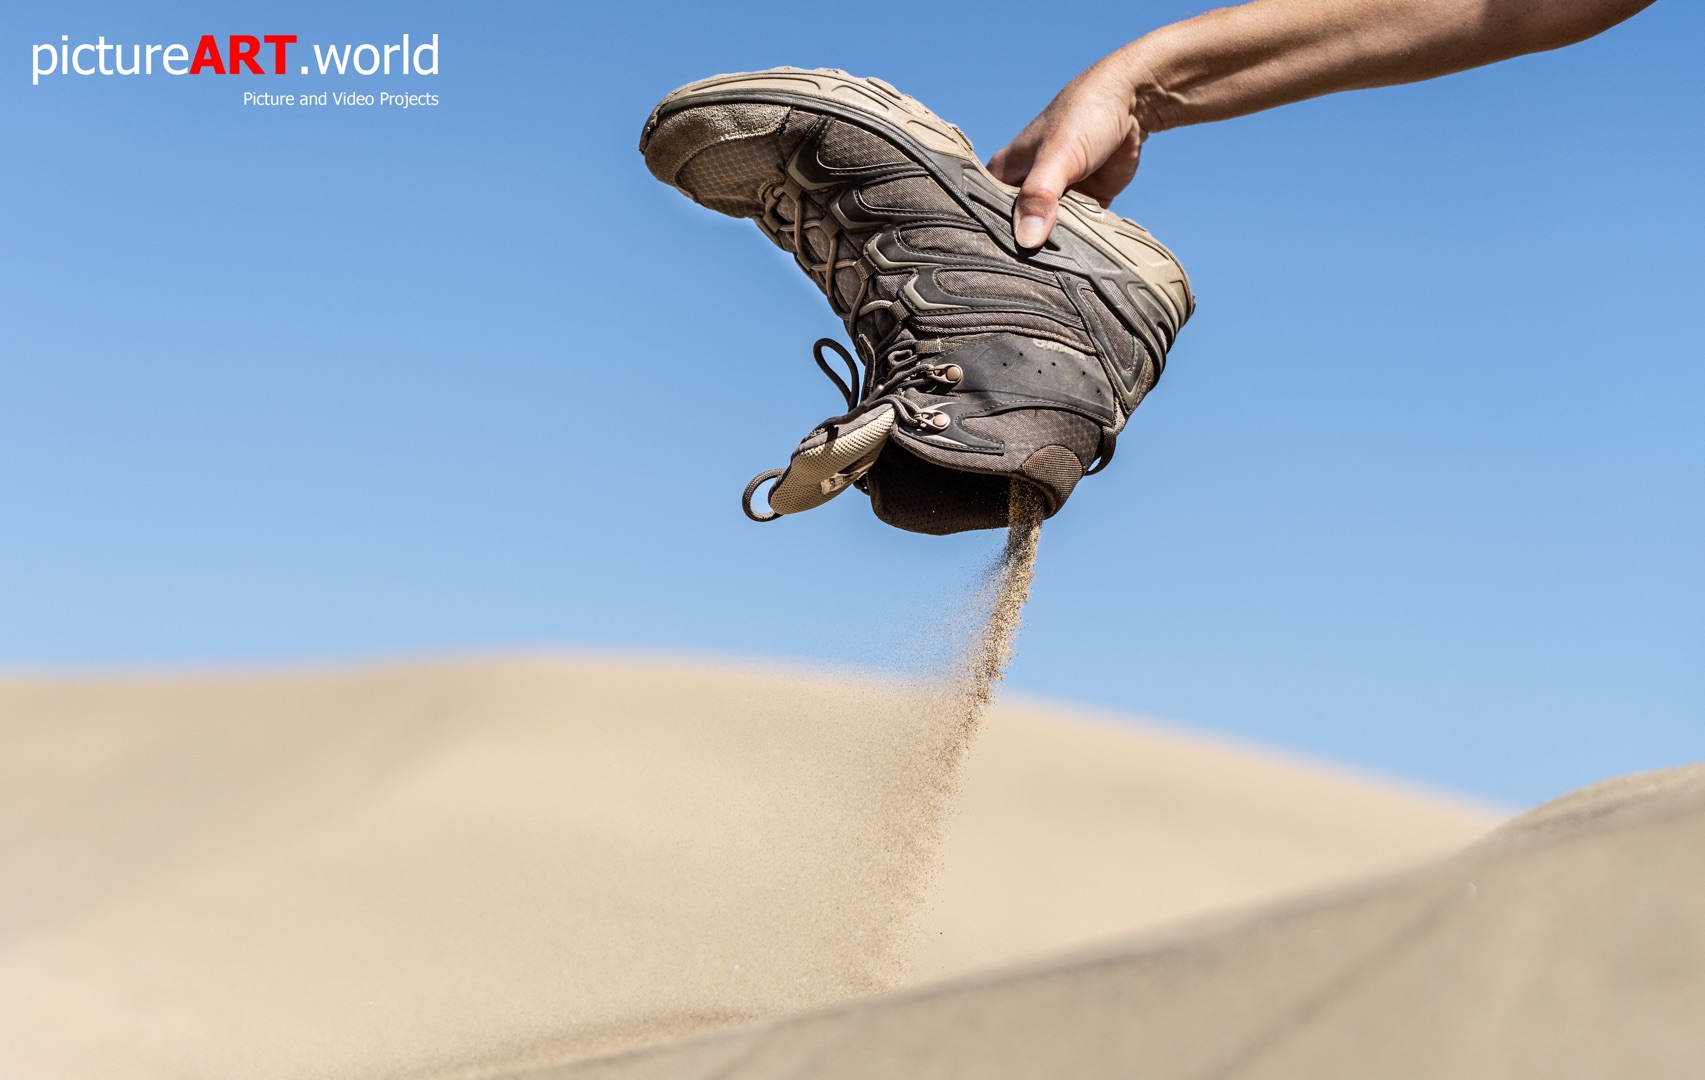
[957,485,1048,723]
[0,522,1512,1080]
[856,483,1048,987]
[0,490,1076,1077]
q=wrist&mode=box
[1107,32,1182,135]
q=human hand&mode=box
[989,0,1661,250]
[988,51,1155,249]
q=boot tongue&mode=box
[764,405,896,516]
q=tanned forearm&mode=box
[990,0,1657,248]
[1123,0,1656,132]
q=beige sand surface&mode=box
[915,697,1500,981]
[555,764,1705,1080]
[0,657,1497,1079]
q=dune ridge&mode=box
[531,763,1705,1080]
[0,655,1497,1079]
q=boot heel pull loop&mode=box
[742,469,786,522]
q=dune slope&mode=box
[0,657,1496,1079]
[543,764,1705,1080]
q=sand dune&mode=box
[553,765,1705,1080]
[0,657,1496,1078]
[914,696,1497,980]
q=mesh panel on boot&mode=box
[898,225,1009,261]
[857,177,959,213]
[934,269,1081,317]
[646,104,786,189]
[677,136,789,217]
[797,214,836,262]
[832,265,863,312]
[815,121,907,169]
[866,442,1011,535]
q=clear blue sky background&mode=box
[4,1,1699,806]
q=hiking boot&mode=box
[640,68,1193,535]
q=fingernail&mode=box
[1015,214,1048,248]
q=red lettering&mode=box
[229,35,262,75]
[189,35,225,75]
[262,35,297,75]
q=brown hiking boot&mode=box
[641,68,1193,535]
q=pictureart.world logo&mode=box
[31,33,440,85]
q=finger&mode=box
[987,128,1039,186]
[1072,130,1143,207]
[1013,145,1077,248]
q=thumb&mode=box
[1013,146,1075,249]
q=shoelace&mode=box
[809,338,962,434]
[759,177,926,369]
[761,184,866,323]
[757,166,964,430]
[740,338,965,523]
[829,330,1118,474]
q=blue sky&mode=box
[3,1,1699,806]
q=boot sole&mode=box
[641,67,1195,336]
